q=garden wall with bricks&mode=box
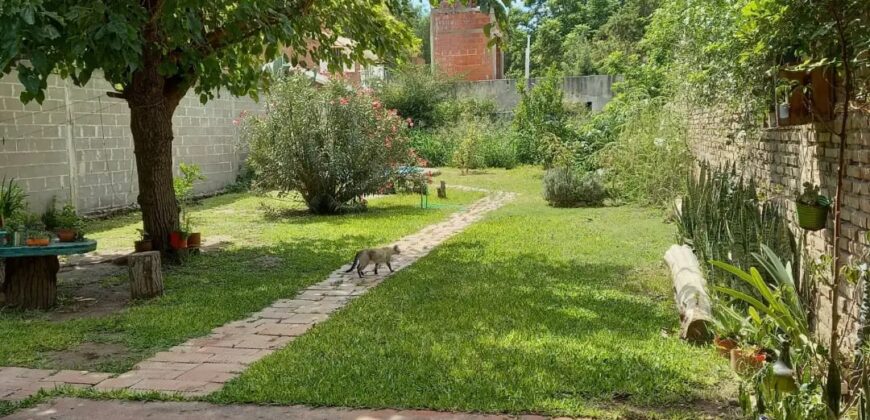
[0,72,261,215]
[687,109,870,347]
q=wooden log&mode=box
[128,251,164,300]
[3,256,59,309]
[437,181,447,199]
[664,244,714,343]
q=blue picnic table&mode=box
[0,240,97,309]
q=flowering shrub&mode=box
[244,76,413,214]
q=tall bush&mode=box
[597,98,690,207]
[375,65,454,129]
[512,67,575,165]
[245,77,412,214]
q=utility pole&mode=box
[524,34,531,89]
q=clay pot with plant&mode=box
[183,212,201,249]
[26,231,51,247]
[712,304,745,358]
[795,182,831,231]
[54,203,83,242]
[169,229,190,250]
[135,229,153,253]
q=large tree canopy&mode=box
[0,0,509,254]
[1,0,423,104]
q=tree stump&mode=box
[128,251,164,300]
[3,256,59,309]
[664,244,713,343]
[437,181,447,199]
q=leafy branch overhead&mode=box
[0,0,510,104]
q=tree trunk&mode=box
[3,256,59,309]
[126,56,187,254]
[128,251,164,300]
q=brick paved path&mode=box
[0,190,515,400]
[8,397,565,420]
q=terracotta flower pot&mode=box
[187,232,201,248]
[169,231,188,250]
[134,239,153,253]
[713,336,738,358]
[26,238,50,247]
[56,228,77,242]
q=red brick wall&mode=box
[689,109,870,350]
[431,6,501,81]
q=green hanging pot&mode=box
[796,202,829,231]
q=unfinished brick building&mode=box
[430,2,503,81]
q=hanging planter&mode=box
[795,183,831,231]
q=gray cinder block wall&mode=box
[0,72,262,215]
[454,75,620,113]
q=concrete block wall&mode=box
[455,75,619,113]
[688,109,870,347]
[0,72,261,215]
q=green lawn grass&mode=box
[214,167,734,418]
[0,190,483,372]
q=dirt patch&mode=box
[52,263,130,321]
[45,341,129,371]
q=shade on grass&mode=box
[0,190,482,372]
[214,167,734,418]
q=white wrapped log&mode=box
[664,244,713,343]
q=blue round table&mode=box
[1,240,97,309]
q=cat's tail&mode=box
[345,251,361,273]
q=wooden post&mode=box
[437,181,447,199]
[3,256,59,309]
[128,251,164,300]
[664,244,713,343]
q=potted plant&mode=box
[169,229,190,250]
[26,230,51,247]
[712,304,745,358]
[135,229,153,253]
[795,182,831,231]
[173,163,205,250]
[184,213,201,249]
[54,203,83,242]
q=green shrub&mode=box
[512,67,575,165]
[543,168,607,207]
[375,65,454,129]
[597,99,690,207]
[245,76,412,214]
[434,97,499,126]
[447,119,487,174]
[480,124,518,169]
[409,129,454,167]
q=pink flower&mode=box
[406,117,414,127]
[232,119,240,126]
[372,100,382,109]
[339,97,349,105]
